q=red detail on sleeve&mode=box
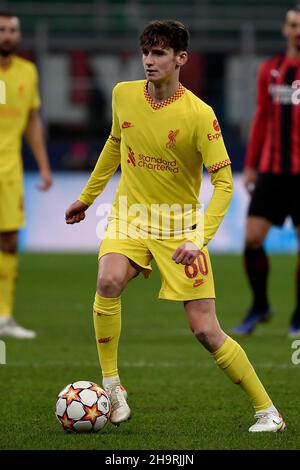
[244,61,270,170]
[109,134,121,143]
[207,159,231,174]
[213,119,220,132]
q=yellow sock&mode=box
[93,292,121,378]
[0,251,18,317]
[212,336,272,411]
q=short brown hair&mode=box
[290,4,300,13]
[139,20,189,53]
[0,11,18,18]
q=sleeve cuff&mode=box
[207,159,231,174]
[109,134,121,144]
[78,195,92,207]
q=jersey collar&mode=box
[143,81,185,110]
[0,55,15,71]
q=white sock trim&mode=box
[102,376,120,389]
[0,315,11,325]
[260,404,279,417]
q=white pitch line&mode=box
[2,361,299,369]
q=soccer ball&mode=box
[55,380,111,433]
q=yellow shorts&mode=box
[99,225,215,302]
[0,179,24,232]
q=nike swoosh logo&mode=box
[122,121,134,129]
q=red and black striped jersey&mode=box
[245,55,300,174]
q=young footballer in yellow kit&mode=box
[66,20,286,432]
[0,12,52,338]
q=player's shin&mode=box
[0,251,18,317]
[212,336,272,411]
[244,247,269,310]
[93,292,121,379]
[294,251,300,317]
[93,292,131,424]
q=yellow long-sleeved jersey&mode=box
[79,80,233,244]
[0,55,40,180]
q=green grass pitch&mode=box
[0,253,299,450]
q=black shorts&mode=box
[248,173,300,227]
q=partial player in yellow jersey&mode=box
[0,12,52,338]
[66,20,286,433]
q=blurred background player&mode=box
[234,5,300,338]
[0,12,52,338]
[66,20,286,433]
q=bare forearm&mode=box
[25,112,50,172]
[244,108,267,170]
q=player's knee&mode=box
[97,273,124,297]
[0,238,17,253]
[245,233,263,250]
[194,327,219,351]
[194,328,213,344]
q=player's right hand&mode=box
[243,167,257,193]
[172,241,200,266]
[65,200,88,224]
[37,168,53,191]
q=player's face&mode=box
[142,45,187,83]
[283,11,300,51]
[0,16,21,57]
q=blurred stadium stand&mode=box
[1,0,294,172]
[4,0,292,51]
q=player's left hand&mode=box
[37,168,53,191]
[172,242,200,266]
